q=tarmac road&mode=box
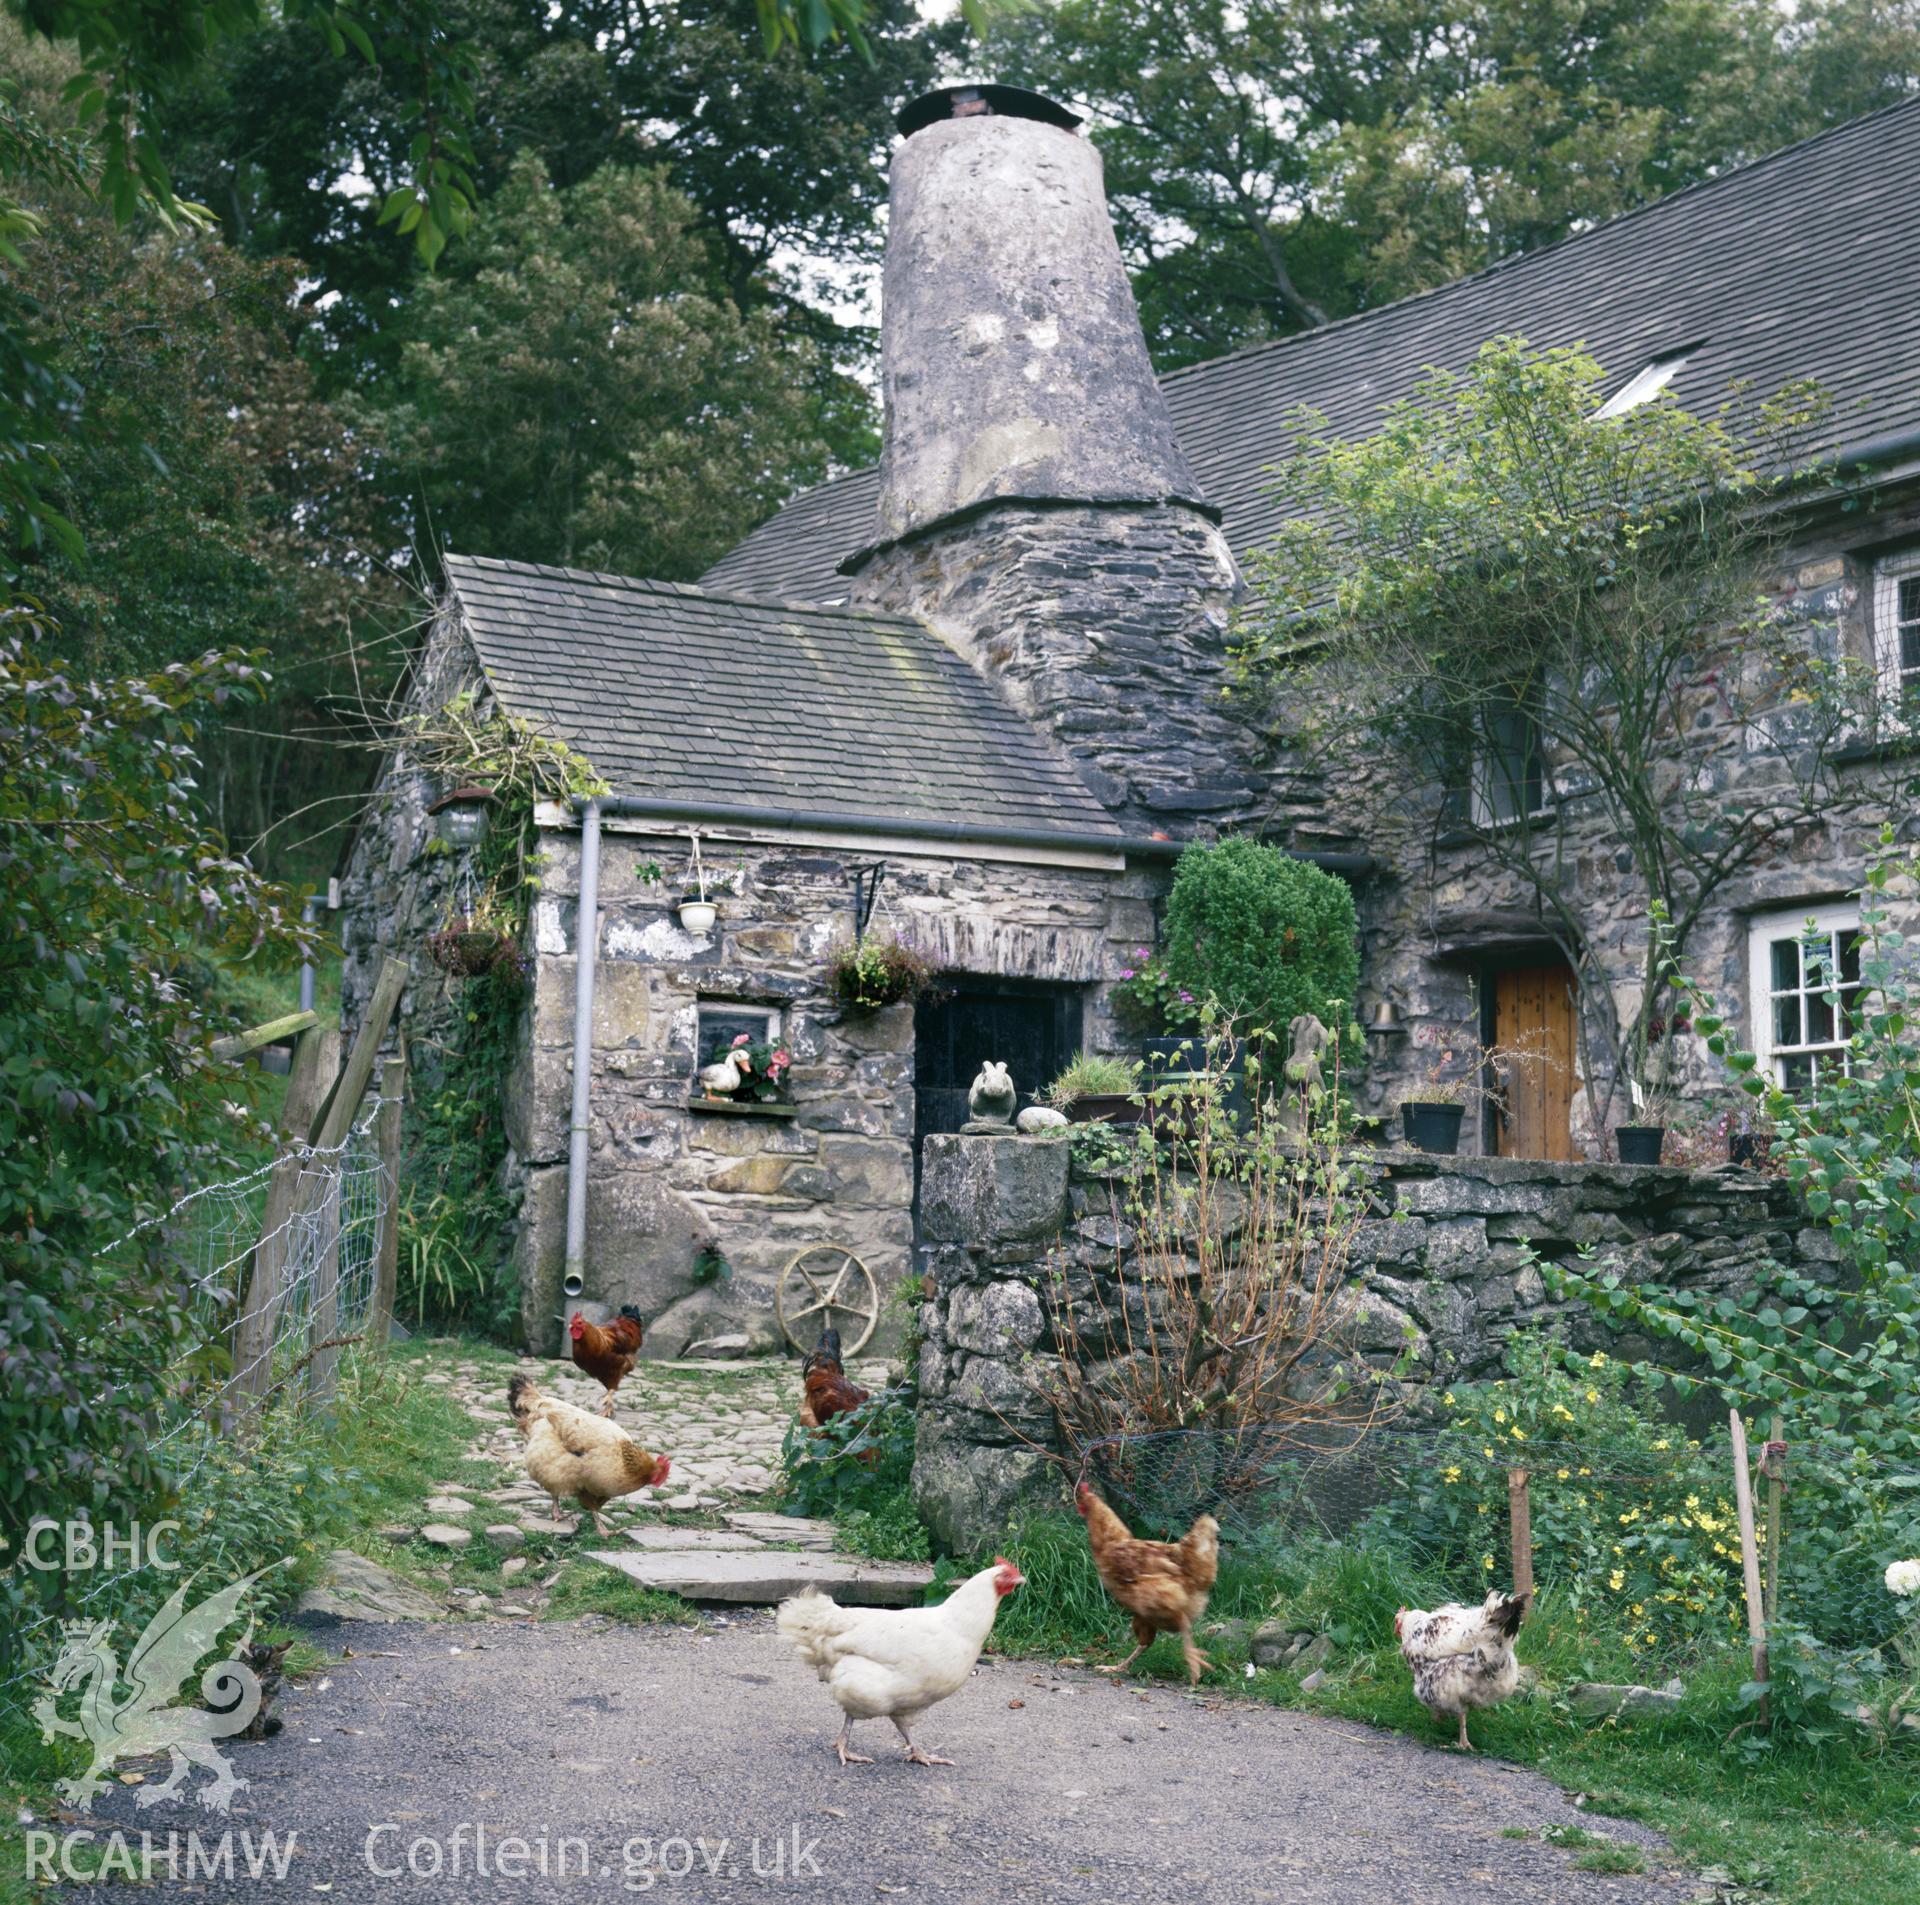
[56,1613,1685,1904]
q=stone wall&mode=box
[911,1131,1829,1554]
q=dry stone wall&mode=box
[912,1132,1829,1554]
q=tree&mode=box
[382,153,831,578]
[991,0,1920,366]
[1239,339,1872,1132]
[165,0,953,430]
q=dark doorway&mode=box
[912,977,1084,1216]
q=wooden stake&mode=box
[1763,1413,1785,1635]
[1507,1467,1535,1600]
[369,1052,406,1348]
[305,1167,344,1406]
[1729,1408,1769,1721]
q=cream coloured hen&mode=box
[1396,1588,1530,1750]
[777,1558,1023,1766]
[507,1375,669,1534]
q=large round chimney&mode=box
[868,84,1211,544]
[846,83,1264,834]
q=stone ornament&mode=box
[1016,1105,1069,1133]
[1280,1013,1332,1141]
[962,1060,1018,1132]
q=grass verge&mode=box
[945,1516,1920,1905]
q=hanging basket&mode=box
[427,923,520,979]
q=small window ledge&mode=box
[687,1097,798,1119]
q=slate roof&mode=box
[702,96,1920,607]
[443,555,1125,840]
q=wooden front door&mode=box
[1491,962,1578,1160]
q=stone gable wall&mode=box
[911,1131,1829,1553]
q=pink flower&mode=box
[731,1032,750,1048]
[1119,968,1136,980]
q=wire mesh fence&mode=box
[0,1097,397,1700]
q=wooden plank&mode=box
[1729,1408,1769,1721]
[368,1052,406,1348]
[227,1024,333,1419]
[1763,1413,1785,1633]
[1507,1467,1535,1600]
[210,1009,319,1063]
[308,957,408,1150]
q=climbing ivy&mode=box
[395,695,607,1335]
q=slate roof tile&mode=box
[444,556,1123,841]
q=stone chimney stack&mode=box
[844,83,1263,830]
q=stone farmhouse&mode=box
[343,83,1920,1359]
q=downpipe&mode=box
[563,797,602,1292]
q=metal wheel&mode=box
[776,1244,880,1357]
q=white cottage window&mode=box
[1748,904,1862,1091]
[1872,548,1920,710]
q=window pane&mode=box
[1841,932,1862,985]
[1806,990,1834,1045]
[1773,994,1802,1048]
[1780,1053,1814,1093]
[1771,939,1800,992]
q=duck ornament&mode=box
[962,1060,1018,1132]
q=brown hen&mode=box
[1075,1480,1219,1684]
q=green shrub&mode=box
[0,629,310,1609]
[1161,838,1359,1041]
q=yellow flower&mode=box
[1494,1408,1507,1424]
[1552,1404,1574,1420]
[1609,1570,1626,1591]
[1483,1555,1495,1571]
[1483,1446,1496,1459]
[1685,1494,1701,1510]
[1585,1390,1599,1404]
[1631,1604,1644,1616]
[1556,1467,1571,1481]
[1510,1427,1526,1441]
[1652,1438,1671,1451]
[1443,1391,1456,1407]
[1590,1351,1607,1368]
[1443,1465,1463,1484]
[1477,1502,1490,1515]
[1578,1466,1592,1477]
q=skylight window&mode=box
[1591,350,1693,419]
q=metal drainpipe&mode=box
[298,895,320,1013]
[563,797,602,1298]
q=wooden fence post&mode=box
[227,1024,333,1424]
[308,957,408,1149]
[368,1052,406,1348]
[1729,1408,1769,1722]
[1507,1468,1535,1600]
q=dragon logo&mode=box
[33,1560,289,1813]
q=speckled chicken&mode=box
[1396,1588,1530,1750]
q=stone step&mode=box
[587,1548,934,1608]
[625,1527,765,1552]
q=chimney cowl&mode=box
[895,83,1082,139]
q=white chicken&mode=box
[1395,1588,1530,1750]
[777,1558,1024,1766]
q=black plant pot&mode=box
[1401,1101,1465,1154]
[1728,1132,1763,1168]
[1617,1125,1667,1165]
